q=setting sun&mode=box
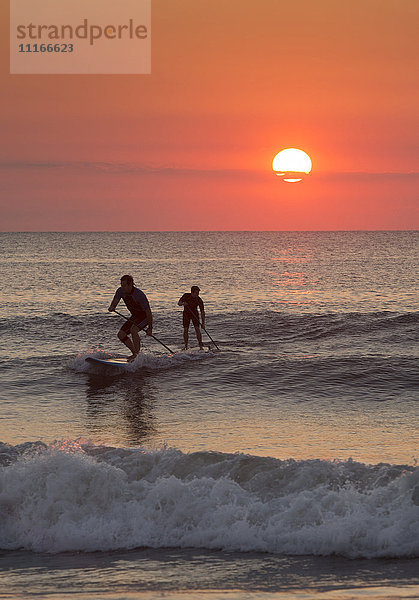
[272,148,312,182]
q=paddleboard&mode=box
[85,356,132,367]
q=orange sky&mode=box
[1,0,418,230]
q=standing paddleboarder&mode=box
[178,285,205,350]
[108,275,153,361]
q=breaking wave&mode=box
[1,441,418,558]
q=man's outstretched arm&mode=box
[199,301,205,327]
[108,299,119,312]
[178,294,188,307]
[108,290,121,312]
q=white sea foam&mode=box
[0,443,418,557]
[69,348,213,374]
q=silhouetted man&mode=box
[178,286,205,350]
[108,275,153,361]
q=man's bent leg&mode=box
[131,325,141,355]
[118,329,136,355]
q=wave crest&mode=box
[0,442,418,557]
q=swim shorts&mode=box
[120,313,148,336]
[183,310,200,328]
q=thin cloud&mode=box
[0,160,418,179]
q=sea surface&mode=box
[0,231,418,600]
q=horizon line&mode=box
[1,229,418,234]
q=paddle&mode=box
[184,304,221,351]
[112,309,174,354]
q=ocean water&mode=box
[0,231,418,599]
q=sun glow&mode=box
[272,148,312,182]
